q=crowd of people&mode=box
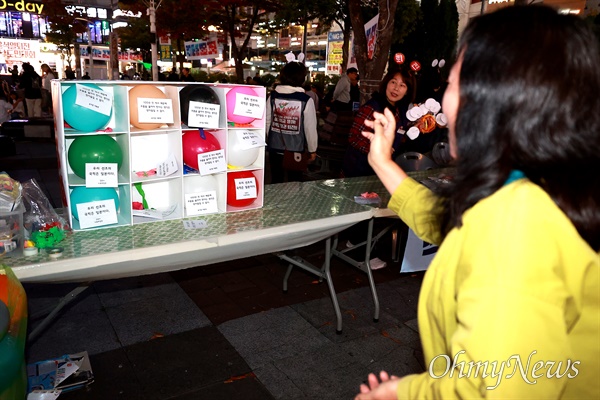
[0,62,53,121]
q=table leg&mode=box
[28,283,91,343]
[275,237,343,333]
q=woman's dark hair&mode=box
[379,65,416,104]
[441,5,600,250]
[279,62,307,87]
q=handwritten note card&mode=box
[137,98,174,124]
[75,84,113,116]
[185,191,218,215]
[198,149,226,175]
[188,101,220,128]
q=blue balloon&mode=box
[62,83,113,132]
[70,187,120,221]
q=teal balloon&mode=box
[68,135,123,178]
[62,83,113,132]
[70,187,120,221]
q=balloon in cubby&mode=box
[227,171,259,208]
[226,86,258,125]
[182,129,222,171]
[185,175,219,194]
[62,83,113,132]
[179,85,220,126]
[129,85,169,130]
[70,187,120,220]
[67,135,123,178]
[227,131,260,168]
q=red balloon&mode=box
[182,129,221,170]
[227,171,259,208]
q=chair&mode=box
[431,142,452,167]
[394,152,439,172]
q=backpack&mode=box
[31,76,41,90]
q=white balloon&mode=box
[407,126,420,140]
[185,175,218,193]
[227,131,260,168]
[406,108,419,121]
[436,113,448,127]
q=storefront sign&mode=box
[0,38,40,62]
[0,0,43,14]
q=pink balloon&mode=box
[182,129,222,170]
[226,86,258,124]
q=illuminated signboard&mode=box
[0,0,44,14]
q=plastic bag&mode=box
[21,179,69,248]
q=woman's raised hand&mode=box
[361,108,408,195]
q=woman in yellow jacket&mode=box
[355,5,599,400]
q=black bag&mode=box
[282,150,309,171]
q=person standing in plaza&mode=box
[40,64,55,114]
[331,67,358,112]
[180,68,195,82]
[0,52,7,74]
[19,63,42,118]
[266,60,318,183]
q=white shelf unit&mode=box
[53,81,266,231]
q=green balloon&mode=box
[68,135,123,178]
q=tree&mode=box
[42,0,88,71]
[117,0,207,73]
[204,0,279,83]
[348,0,400,99]
[115,16,153,63]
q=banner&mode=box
[365,14,378,60]
[0,38,40,67]
[184,40,218,60]
[160,45,172,61]
[326,31,343,75]
[78,46,142,62]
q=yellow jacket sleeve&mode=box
[387,178,444,246]
[395,181,600,399]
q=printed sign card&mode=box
[183,219,208,229]
[236,130,265,150]
[76,200,119,229]
[234,178,257,200]
[85,163,118,187]
[233,93,264,119]
[156,154,179,177]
